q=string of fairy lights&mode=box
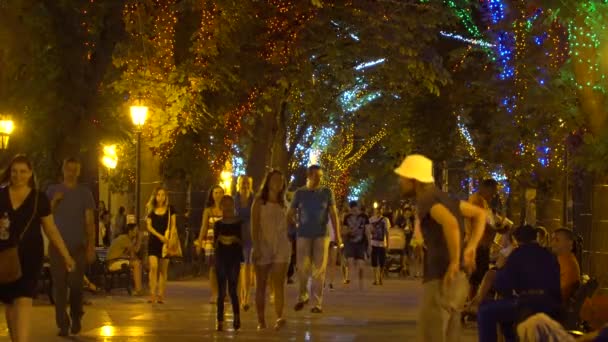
[443,0,585,173]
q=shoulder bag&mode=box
[0,190,39,284]
[162,208,183,258]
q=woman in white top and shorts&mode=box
[251,170,292,330]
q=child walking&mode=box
[214,195,243,331]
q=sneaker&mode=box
[310,306,323,314]
[257,322,267,330]
[343,279,351,285]
[216,321,223,332]
[287,278,294,284]
[372,281,378,286]
[329,283,334,290]
[243,303,250,312]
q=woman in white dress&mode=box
[251,170,291,330]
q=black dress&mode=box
[0,187,51,304]
[147,205,175,258]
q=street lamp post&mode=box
[0,118,14,150]
[130,104,148,228]
[102,144,118,214]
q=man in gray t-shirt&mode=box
[47,158,96,336]
[288,165,341,314]
[395,155,486,342]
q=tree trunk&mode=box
[536,186,564,232]
[270,98,289,174]
[588,176,608,277]
[246,110,274,190]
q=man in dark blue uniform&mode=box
[477,225,561,342]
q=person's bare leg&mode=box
[12,297,33,342]
[5,304,15,341]
[148,256,159,302]
[255,264,271,328]
[132,259,143,293]
[158,258,170,301]
[271,263,289,329]
[345,257,354,284]
[356,259,365,290]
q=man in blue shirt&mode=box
[288,165,341,314]
[477,225,561,342]
[47,158,96,337]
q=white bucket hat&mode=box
[394,154,435,183]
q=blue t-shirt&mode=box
[290,187,335,238]
[47,184,95,252]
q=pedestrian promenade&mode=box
[0,274,478,341]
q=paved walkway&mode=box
[0,273,479,341]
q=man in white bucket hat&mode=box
[395,154,487,342]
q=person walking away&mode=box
[47,158,96,337]
[342,201,369,289]
[235,175,254,311]
[251,170,291,330]
[214,195,243,332]
[394,154,486,342]
[197,185,224,303]
[550,228,581,303]
[288,165,341,314]
[0,155,75,342]
[145,187,176,304]
[106,223,143,295]
[368,206,390,285]
[113,206,127,239]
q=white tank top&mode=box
[259,202,288,244]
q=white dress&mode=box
[255,202,292,265]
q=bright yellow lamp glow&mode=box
[0,119,14,150]
[130,105,148,128]
[221,170,232,195]
[0,120,14,135]
[373,201,379,209]
[100,325,115,337]
[101,144,118,169]
[102,156,117,169]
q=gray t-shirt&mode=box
[290,187,335,238]
[47,184,95,251]
[417,188,465,282]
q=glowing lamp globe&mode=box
[130,105,148,128]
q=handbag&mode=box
[162,208,182,258]
[0,190,39,284]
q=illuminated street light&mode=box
[130,102,148,227]
[101,144,118,214]
[0,118,14,150]
[373,201,379,209]
[130,105,148,129]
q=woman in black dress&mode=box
[145,187,176,304]
[214,195,243,332]
[0,155,75,342]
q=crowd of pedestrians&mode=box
[1,152,608,342]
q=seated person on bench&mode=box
[477,225,561,342]
[550,228,581,304]
[106,223,143,295]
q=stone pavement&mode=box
[0,273,479,341]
